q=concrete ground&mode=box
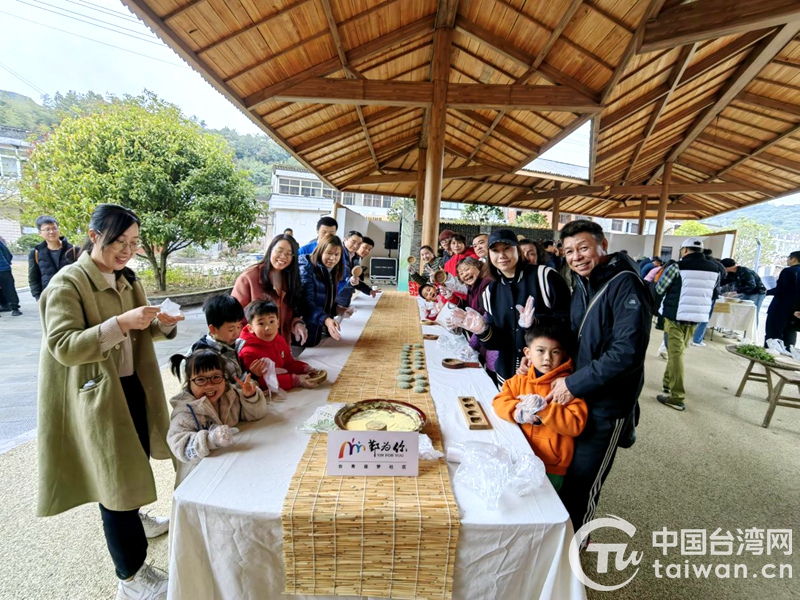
[0,303,798,599]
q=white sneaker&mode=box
[116,562,168,600]
[691,341,707,347]
[139,511,169,538]
[658,344,668,360]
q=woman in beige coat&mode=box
[38,204,183,600]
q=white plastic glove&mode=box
[349,275,359,286]
[293,374,320,389]
[513,394,547,424]
[443,273,468,295]
[292,321,308,345]
[450,307,487,334]
[207,425,239,450]
[440,286,454,300]
[516,296,535,328]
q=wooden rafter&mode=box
[243,15,436,109]
[736,92,800,118]
[601,29,769,132]
[452,110,537,153]
[292,107,406,153]
[467,0,584,162]
[347,165,504,185]
[640,0,800,53]
[708,122,800,179]
[622,43,698,183]
[645,22,800,184]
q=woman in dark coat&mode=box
[298,234,346,347]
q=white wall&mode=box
[605,232,734,261]
[272,209,327,248]
[335,205,401,259]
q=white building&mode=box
[0,126,31,244]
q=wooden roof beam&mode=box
[737,91,800,119]
[640,0,800,53]
[601,29,769,131]
[244,15,436,109]
[271,80,601,111]
[292,107,406,153]
[452,109,538,153]
[710,121,800,178]
[466,0,584,162]
[646,22,800,184]
[623,43,698,182]
[349,165,505,186]
[608,183,756,195]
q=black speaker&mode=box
[384,231,399,250]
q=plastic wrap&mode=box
[419,434,444,461]
[297,403,347,433]
[437,330,480,363]
[452,441,546,509]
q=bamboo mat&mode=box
[282,292,460,599]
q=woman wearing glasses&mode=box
[36,204,184,600]
[27,215,81,301]
[232,233,309,347]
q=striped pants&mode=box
[558,414,626,534]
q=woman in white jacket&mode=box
[167,349,268,485]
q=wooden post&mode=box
[551,181,561,237]
[422,28,452,249]
[653,162,673,258]
[416,147,426,222]
[638,194,647,235]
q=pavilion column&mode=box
[652,161,673,258]
[638,194,647,235]
[551,182,561,238]
[416,147,426,222]
[421,27,452,250]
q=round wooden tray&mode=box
[335,399,426,432]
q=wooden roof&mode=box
[121,0,800,220]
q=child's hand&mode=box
[208,425,239,449]
[248,358,272,377]
[235,373,258,398]
[293,374,319,389]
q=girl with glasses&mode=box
[168,349,267,486]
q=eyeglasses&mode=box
[190,374,225,386]
[273,250,294,259]
[110,240,142,252]
[40,227,59,234]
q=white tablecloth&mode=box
[167,295,585,600]
[709,300,757,341]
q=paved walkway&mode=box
[0,290,208,454]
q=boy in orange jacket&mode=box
[492,323,587,491]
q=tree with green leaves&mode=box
[388,197,415,222]
[672,220,713,236]
[461,203,504,223]
[21,92,259,291]
[513,210,549,229]
[731,217,776,268]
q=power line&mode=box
[28,0,154,34]
[16,0,165,46]
[0,9,189,69]
[65,0,142,23]
[0,61,48,97]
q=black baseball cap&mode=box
[488,229,519,248]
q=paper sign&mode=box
[327,430,419,477]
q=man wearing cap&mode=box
[720,258,767,327]
[438,229,455,264]
[655,237,720,411]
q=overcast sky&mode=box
[1,0,798,205]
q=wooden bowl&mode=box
[351,265,363,278]
[407,255,416,265]
[306,369,328,385]
[432,270,448,284]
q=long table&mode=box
[709,299,757,341]
[167,294,585,600]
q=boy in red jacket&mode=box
[239,300,321,391]
[492,323,587,491]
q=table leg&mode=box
[765,368,774,402]
[735,360,755,397]
[762,376,785,428]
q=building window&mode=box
[611,219,623,232]
[363,194,383,207]
[627,223,639,234]
[382,196,394,208]
[0,154,21,179]
[300,180,323,197]
[278,177,301,195]
[442,201,460,209]
[322,186,340,201]
[558,213,571,224]
[342,192,356,205]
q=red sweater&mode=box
[238,327,309,390]
[444,248,478,277]
[492,359,588,476]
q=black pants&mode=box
[764,314,797,349]
[558,413,626,534]
[99,374,150,580]
[0,270,20,310]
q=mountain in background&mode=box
[704,202,800,235]
[0,89,295,197]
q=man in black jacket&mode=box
[765,251,800,348]
[28,216,80,301]
[720,258,767,326]
[545,220,652,536]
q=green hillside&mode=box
[704,202,800,234]
[0,90,58,131]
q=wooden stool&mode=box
[734,358,773,400]
[762,369,800,428]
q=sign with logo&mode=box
[327,431,419,476]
